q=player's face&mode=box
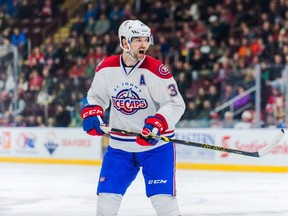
[129,37,150,60]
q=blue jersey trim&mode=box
[111,136,136,142]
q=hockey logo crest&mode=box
[158,64,171,76]
[112,88,148,115]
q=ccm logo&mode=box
[83,109,102,118]
[148,179,167,184]
[155,121,163,130]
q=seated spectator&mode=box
[53,81,71,105]
[0,18,8,33]
[44,44,61,72]
[11,27,26,50]
[36,115,46,127]
[109,14,122,34]
[234,110,253,129]
[237,37,251,59]
[36,82,54,106]
[0,116,4,127]
[54,104,71,127]
[176,72,190,97]
[83,2,99,25]
[85,47,96,62]
[65,34,86,57]
[207,85,220,108]
[209,111,223,128]
[10,90,26,117]
[94,46,106,64]
[41,66,55,95]
[29,69,42,92]
[158,35,170,59]
[69,57,86,81]
[0,112,12,127]
[196,100,212,120]
[181,101,197,120]
[265,86,285,121]
[26,115,38,127]
[222,111,237,128]
[0,27,12,45]
[123,3,133,20]
[84,16,95,37]
[15,0,32,19]
[68,103,82,127]
[47,116,55,127]
[109,5,123,20]
[71,14,85,36]
[220,83,236,116]
[194,87,207,110]
[250,37,265,56]
[13,115,26,127]
[150,1,167,23]
[0,91,11,115]
[278,20,288,47]
[94,13,111,36]
[83,57,96,80]
[18,73,29,92]
[102,34,117,56]
[28,46,45,69]
[263,113,278,128]
[269,54,285,93]
[40,0,52,17]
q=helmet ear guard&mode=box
[118,20,153,51]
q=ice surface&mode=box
[0,163,287,216]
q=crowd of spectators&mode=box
[0,0,287,128]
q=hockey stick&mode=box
[100,125,285,157]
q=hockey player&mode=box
[81,20,186,216]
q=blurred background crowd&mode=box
[0,0,287,128]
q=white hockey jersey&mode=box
[87,54,186,152]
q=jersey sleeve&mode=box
[86,70,110,110]
[150,69,186,128]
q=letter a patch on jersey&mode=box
[140,74,146,86]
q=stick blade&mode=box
[258,129,285,157]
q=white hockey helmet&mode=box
[118,20,154,51]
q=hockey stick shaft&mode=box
[100,126,285,157]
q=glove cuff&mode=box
[145,113,168,134]
[81,105,104,119]
[155,113,168,132]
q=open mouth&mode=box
[139,50,145,55]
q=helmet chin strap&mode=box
[127,51,137,62]
[122,43,137,62]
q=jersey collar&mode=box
[120,55,146,76]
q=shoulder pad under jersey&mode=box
[139,55,172,79]
[95,55,121,73]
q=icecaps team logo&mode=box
[112,88,147,115]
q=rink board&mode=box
[0,127,287,172]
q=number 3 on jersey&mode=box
[168,84,178,97]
